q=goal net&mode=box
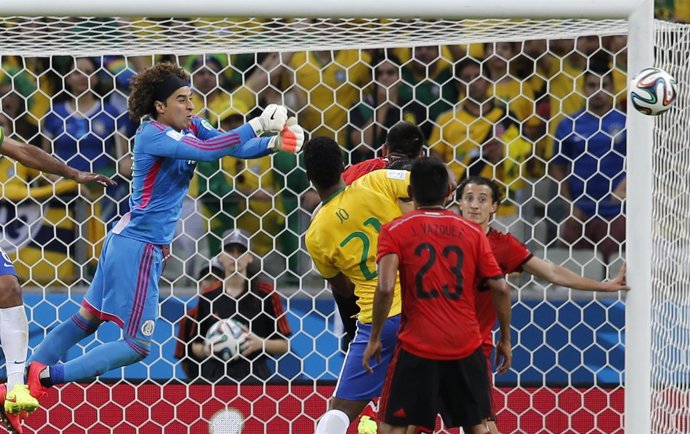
[0,11,678,434]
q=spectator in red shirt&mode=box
[363,158,511,434]
[456,175,629,433]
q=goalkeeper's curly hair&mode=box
[128,63,189,121]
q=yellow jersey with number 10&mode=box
[306,169,410,323]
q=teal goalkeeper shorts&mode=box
[82,232,166,353]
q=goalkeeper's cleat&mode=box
[0,385,23,434]
[25,362,49,402]
[3,385,38,415]
[357,415,378,434]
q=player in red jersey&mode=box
[456,176,629,434]
[363,158,512,434]
[342,120,425,185]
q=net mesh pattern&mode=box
[0,17,629,56]
[0,14,680,434]
[651,20,690,434]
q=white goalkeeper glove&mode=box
[268,117,304,154]
[248,104,288,135]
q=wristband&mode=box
[0,126,5,146]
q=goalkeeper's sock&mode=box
[30,313,99,366]
[0,306,29,389]
[55,339,148,384]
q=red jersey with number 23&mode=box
[476,228,532,358]
[377,209,504,360]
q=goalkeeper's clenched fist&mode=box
[248,104,288,135]
[268,117,304,154]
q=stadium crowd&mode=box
[0,4,683,432]
[0,36,634,284]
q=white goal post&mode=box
[0,0,658,432]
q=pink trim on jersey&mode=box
[148,120,168,132]
[81,299,124,329]
[135,158,163,209]
[180,133,241,151]
[126,340,150,357]
[127,244,155,337]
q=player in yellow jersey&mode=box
[305,137,413,434]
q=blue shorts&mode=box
[82,233,165,353]
[334,315,401,401]
[0,248,17,277]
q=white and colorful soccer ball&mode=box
[630,67,678,115]
[205,318,247,362]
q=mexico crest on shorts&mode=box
[141,320,155,336]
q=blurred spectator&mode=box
[484,41,537,122]
[397,45,459,139]
[0,56,58,128]
[41,57,132,211]
[40,57,133,272]
[656,0,690,22]
[175,230,291,383]
[430,57,531,237]
[603,35,629,109]
[213,101,286,258]
[550,68,626,262]
[287,48,372,143]
[0,84,39,145]
[347,52,426,164]
[188,54,251,125]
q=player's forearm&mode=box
[490,279,512,341]
[526,259,606,292]
[1,134,79,180]
[550,265,609,291]
[172,124,272,161]
[370,286,394,341]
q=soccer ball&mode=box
[205,318,247,362]
[630,67,678,115]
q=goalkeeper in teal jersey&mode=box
[22,63,304,424]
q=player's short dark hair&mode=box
[410,157,449,207]
[128,62,189,120]
[386,158,413,171]
[385,121,425,159]
[303,136,345,190]
[457,176,502,206]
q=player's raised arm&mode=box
[0,127,116,187]
[522,257,629,292]
[136,109,303,162]
[362,252,398,374]
[127,64,303,162]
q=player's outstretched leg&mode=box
[27,339,147,394]
[0,385,23,434]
